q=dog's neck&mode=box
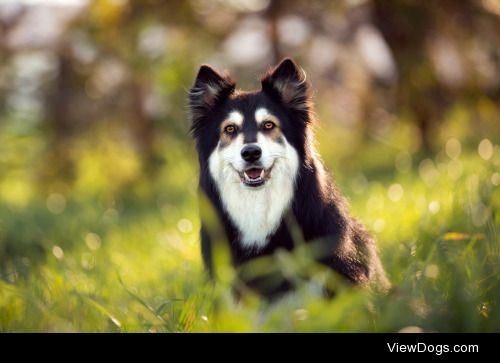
[208,147,299,250]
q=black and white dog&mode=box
[190,58,388,298]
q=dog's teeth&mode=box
[242,168,267,184]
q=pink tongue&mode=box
[246,168,262,179]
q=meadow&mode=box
[1,106,498,332]
[0,0,499,333]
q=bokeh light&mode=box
[0,0,498,333]
[387,183,404,202]
[445,138,461,160]
[478,139,494,160]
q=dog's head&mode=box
[189,58,313,190]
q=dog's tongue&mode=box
[246,168,262,179]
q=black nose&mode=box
[241,144,262,162]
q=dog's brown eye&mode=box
[263,121,275,130]
[224,125,237,135]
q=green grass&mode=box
[0,122,499,332]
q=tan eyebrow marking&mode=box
[219,111,243,146]
[255,107,280,127]
[255,107,282,143]
[226,111,243,127]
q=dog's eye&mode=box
[262,121,276,130]
[224,125,237,135]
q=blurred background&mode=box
[0,0,499,332]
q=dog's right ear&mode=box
[261,58,311,114]
[189,65,235,123]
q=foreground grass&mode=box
[0,130,498,332]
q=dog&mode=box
[189,58,389,299]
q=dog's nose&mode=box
[241,144,262,162]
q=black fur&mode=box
[190,58,389,298]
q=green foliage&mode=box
[0,115,498,332]
[0,0,499,333]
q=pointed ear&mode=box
[189,65,235,129]
[261,58,311,113]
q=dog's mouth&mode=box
[238,165,273,187]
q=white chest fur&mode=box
[208,140,299,250]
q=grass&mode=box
[0,119,499,332]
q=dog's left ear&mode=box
[261,58,311,113]
[189,65,235,131]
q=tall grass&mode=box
[0,122,498,332]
